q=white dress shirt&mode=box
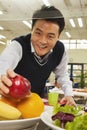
[0,40,73,96]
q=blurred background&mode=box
[0,0,87,88]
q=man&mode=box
[0,5,76,106]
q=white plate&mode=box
[0,105,53,130]
[0,117,40,130]
[40,110,65,130]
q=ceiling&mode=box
[0,0,87,44]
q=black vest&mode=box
[14,34,64,97]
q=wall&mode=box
[49,49,87,84]
[68,49,87,63]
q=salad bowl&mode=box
[41,110,65,130]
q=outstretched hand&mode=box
[60,96,76,106]
[0,69,17,96]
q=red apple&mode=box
[8,75,31,100]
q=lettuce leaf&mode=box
[65,114,87,130]
[53,103,82,116]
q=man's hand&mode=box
[0,69,17,96]
[60,96,76,106]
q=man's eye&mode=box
[48,35,54,39]
[35,32,41,35]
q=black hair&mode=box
[32,5,65,34]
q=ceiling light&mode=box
[65,32,71,38]
[42,0,50,6]
[69,19,76,27]
[77,18,83,27]
[0,35,6,39]
[0,11,3,15]
[22,21,31,29]
[0,41,6,44]
[0,26,4,30]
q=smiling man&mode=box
[0,5,76,106]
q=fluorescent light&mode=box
[0,11,3,15]
[81,39,87,44]
[65,32,71,38]
[69,19,76,27]
[22,21,32,29]
[77,18,83,27]
[0,26,4,30]
[0,41,6,44]
[42,0,50,6]
[0,35,6,39]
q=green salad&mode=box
[51,103,87,130]
[65,114,87,130]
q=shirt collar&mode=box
[31,42,34,53]
[31,42,53,66]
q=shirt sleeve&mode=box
[53,47,74,96]
[0,41,22,75]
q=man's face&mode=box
[31,20,60,56]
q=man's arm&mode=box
[53,47,73,96]
[0,41,22,75]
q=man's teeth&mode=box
[39,45,46,48]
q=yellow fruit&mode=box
[17,93,44,118]
[0,101,21,120]
[0,117,11,120]
[0,96,17,107]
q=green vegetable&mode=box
[65,114,87,130]
[54,119,61,127]
[52,103,83,128]
[53,103,82,116]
